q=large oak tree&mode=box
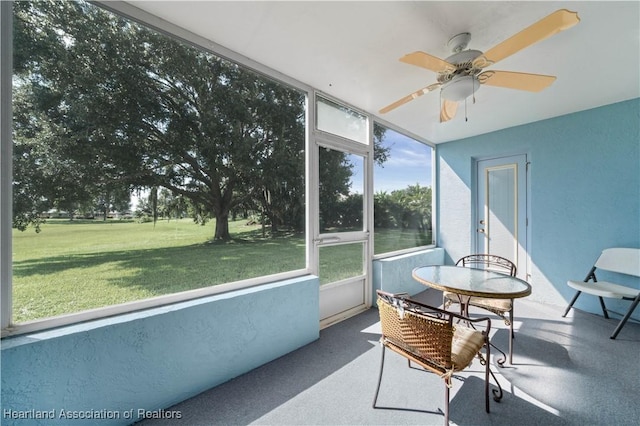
[13,1,308,240]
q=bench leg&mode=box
[562,291,582,317]
[610,295,640,340]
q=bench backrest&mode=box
[595,248,640,278]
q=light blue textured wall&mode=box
[1,276,319,425]
[372,248,445,304]
[436,99,640,317]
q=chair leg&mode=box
[598,296,609,318]
[610,295,640,339]
[484,342,503,402]
[508,306,514,365]
[372,345,386,408]
[444,379,450,425]
[562,290,582,317]
[484,349,490,413]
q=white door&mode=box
[313,95,371,327]
[476,155,529,280]
[316,145,369,327]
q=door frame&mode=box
[473,154,531,281]
[311,94,373,327]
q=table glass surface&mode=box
[412,265,532,299]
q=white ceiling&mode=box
[124,1,640,144]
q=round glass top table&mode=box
[412,265,532,299]
[413,264,531,373]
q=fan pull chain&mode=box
[465,77,476,122]
[472,74,476,104]
[465,97,468,122]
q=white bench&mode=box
[562,247,640,339]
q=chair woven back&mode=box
[456,254,517,277]
[377,295,453,370]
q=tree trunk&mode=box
[214,212,231,240]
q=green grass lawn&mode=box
[12,218,305,323]
[12,219,431,323]
[374,227,432,255]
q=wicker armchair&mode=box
[373,290,496,425]
[443,254,517,364]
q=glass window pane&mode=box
[316,96,368,144]
[318,243,364,285]
[11,1,306,323]
[319,147,364,233]
[373,124,433,254]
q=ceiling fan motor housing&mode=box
[447,32,472,53]
[440,49,483,101]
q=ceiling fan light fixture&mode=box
[441,75,480,101]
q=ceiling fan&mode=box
[379,9,580,122]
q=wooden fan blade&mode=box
[379,83,441,114]
[400,51,456,74]
[479,70,556,92]
[473,9,580,68]
[440,99,458,122]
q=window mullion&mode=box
[0,0,14,331]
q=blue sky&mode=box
[348,128,433,194]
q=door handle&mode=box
[314,237,341,244]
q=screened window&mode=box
[9,1,306,324]
[373,124,433,255]
[316,96,368,144]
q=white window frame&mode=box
[1,0,14,332]
[1,0,316,337]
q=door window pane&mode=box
[319,147,364,233]
[487,165,517,259]
[318,243,365,285]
